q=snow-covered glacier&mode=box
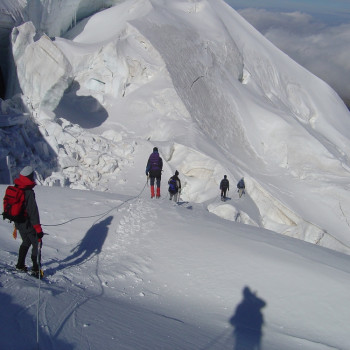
[2,0,350,255]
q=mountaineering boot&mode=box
[31,255,44,278]
[151,185,155,198]
[156,187,160,198]
[15,264,28,272]
[31,269,44,279]
[31,270,39,278]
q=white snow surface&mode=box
[0,0,120,38]
[3,0,350,253]
[1,185,350,350]
[1,1,350,348]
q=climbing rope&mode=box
[41,180,149,228]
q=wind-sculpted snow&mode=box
[0,0,120,39]
[2,3,350,349]
[2,0,350,254]
[1,186,350,349]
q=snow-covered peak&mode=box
[1,0,350,254]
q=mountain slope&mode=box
[1,0,350,254]
[0,185,350,349]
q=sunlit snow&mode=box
[1,0,350,349]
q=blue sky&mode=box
[225,0,350,24]
[224,0,350,106]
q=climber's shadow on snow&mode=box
[47,216,112,274]
[229,286,266,350]
[54,81,108,128]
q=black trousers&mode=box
[149,169,162,187]
[18,230,40,269]
[221,188,228,198]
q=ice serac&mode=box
[2,0,350,254]
[0,0,119,99]
[24,0,120,38]
[11,21,73,113]
[0,0,120,39]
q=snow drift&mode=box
[1,0,350,254]
[1,2,350,349]
[1,185,350,350]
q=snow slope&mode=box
[1,0,350,255]
[1,185,350,350]
[1,1,350,348]
[5,0,350,253]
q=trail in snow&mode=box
[0,191,161,349]
[1,183,350,349]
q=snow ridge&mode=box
[1,0,350,254]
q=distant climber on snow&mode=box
[146,147,163,198]
[168,170,181,202]
[237,177,245,198]
[220,175,229,200]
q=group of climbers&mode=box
[220,175,245,200]
[145,147,245,201]
[145,147,182,202]
[4,149,245,276]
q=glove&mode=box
[145,171,149,176]
[37,232,44,240]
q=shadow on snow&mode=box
[46,216,112,275]
[0,290,74,350]
[229,286,266,350]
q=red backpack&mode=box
[2,186,26,223]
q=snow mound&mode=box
[1,0,350,254]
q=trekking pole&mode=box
[36,240,43,349]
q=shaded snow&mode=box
[6,0,350,252]
[1,186,350,350]
[1,1,350,347]
[1,0,350,251]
